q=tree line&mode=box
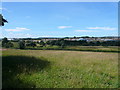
[1,37,120,49]
[46,39,120,47]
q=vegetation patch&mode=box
[2,49,118,88]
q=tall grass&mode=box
[2,49,118,88]
[25,46,119,53]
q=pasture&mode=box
[2,49,118,88]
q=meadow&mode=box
[2,49,118,88]
[25,45,120,53]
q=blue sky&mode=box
[2,0,119,2]
[1,2,118,38]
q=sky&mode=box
[2,0,119,2]
[1,2,118,38]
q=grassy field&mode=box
[12,42,120,53]
[25,45,120,53]
[2,49,118,88]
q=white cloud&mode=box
[75,30,98,32]
[0,8,6,10]
[2,32,34,38]
[58,26,72,29]
[0,7,10,12]
[5,27,30,32]
[87,27,117,30]
[26,33,32,37]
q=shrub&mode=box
[5,42,14,48]
[19,41,25,49]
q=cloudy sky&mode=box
[1,2,118,38]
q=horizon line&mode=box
[1,36,119,39]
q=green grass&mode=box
[25,46,120,53]
[2,49,118,88]
[64,46,119,52]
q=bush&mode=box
[2,37,9,47]
[5,42,14,48]
[19,41,25,49]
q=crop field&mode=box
[2,49,118,88]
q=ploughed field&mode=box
[2,49,118,88]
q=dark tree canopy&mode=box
[0,14,8,26]
[19,41,25,49]
[2,37,14,48]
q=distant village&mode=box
[7,36,119,42]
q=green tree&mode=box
[40,40,45,47]
[73,36,76,38]
[2,37,9,47]
[30,42,36,48]
[95,41,101,46]
[5,42,14,48]
[19,41,25,49]
[60,40,65,48]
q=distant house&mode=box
[76,38,94,42]
[8,38,14,40]
[100,39,115,41]
[64,38,78,41]
[33,40,41,42]
[77,38,87,41]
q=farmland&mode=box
[25,46,120,53]
[1,1,119,88]
[2,48,118,88]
